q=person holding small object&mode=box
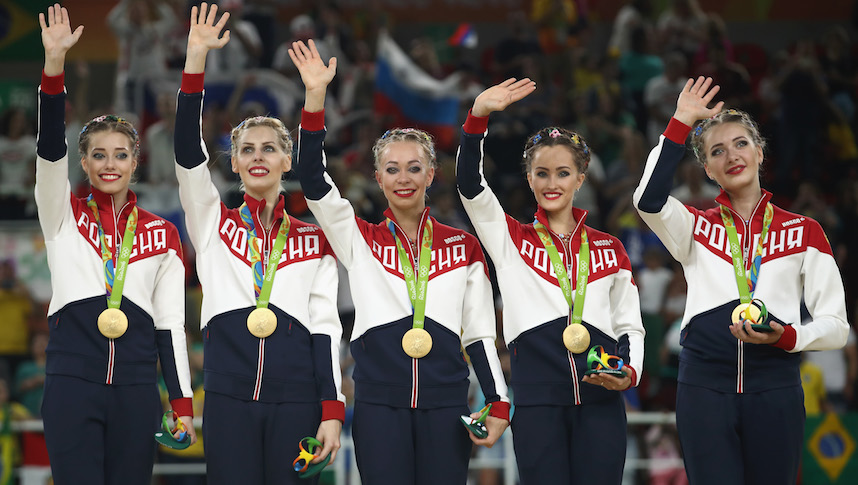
[632,76,849,484]
[455,79,645,485]
[36,4,196,484]
[290,39,510,485]
[174,4,343,484]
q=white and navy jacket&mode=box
[35,72,193,417]
[295,109,510,420]
[456,113,645,407]
[174,73,344,420]
[633,118,849,394]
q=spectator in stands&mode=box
[0,108,37,219]
[0,260,34,380]
[12,332,47,417]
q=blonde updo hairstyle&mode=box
[230,116,293,192]
[371,128,437,171]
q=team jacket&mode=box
[295,109,510,419]
[174,73,344,420]
[35,72,192,417]
[632,118,849,394]
[456,113,645,407]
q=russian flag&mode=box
[374,31,463,151]
[448,23,478,49]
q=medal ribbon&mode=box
[238,203,291,308]
[720,202,774,303]
[87,196,138,309]
[388,217,433,330]
[534,222,589,325]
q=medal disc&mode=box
[402,328,432,358]
[563,324,590,353]
[731,302,762,325]
[98,308,128,339]
[247,307,277,338]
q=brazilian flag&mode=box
[0,0,52,61]
[804,412,858,483]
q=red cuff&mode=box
[772,325,797,351]
[181,71,205,94]
[624,365,638,390]
[321,400,345,422]
[40,71,64,95]
[463,110,489,135]
[664,118,692,145]
[169,397,194,418]
[301,109,325,131]
[488,401,510,422]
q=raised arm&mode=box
[671,76,724,127]
[471,77,536,118]
[40,3,83,77]
[289,39,338,113]
[183,2,230,75]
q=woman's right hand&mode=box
[40,3,83,76]
[672,76,724,127]
[184,2,230,74]
[471,78,536,117]
[289,39,337,112]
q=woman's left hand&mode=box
[729,319,785,345]
[312,419,342,464]
[472,78,536,117]
[176,416,198,445]
[467,415,509,448]
[582,365,633,391]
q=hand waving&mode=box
[673,76,724,126]
[472,78,536,117]
[289,39,338,93]
[40,3,83,69]
[187,3,230,54]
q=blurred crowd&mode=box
[2,0,858,483]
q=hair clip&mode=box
[80,114,138,138]
[693,125,704,137]
[570,133,590,154]
[532,134,543,144]
[549,129,562,138]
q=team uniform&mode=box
[35,72,193,485]
[295,109,510,485]
[174,73,344,485]
[632,118,849,484]
[456,113,645,484]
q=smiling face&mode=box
[80,130,138,196]
[374,140,435,214]
[526,145,585,215]
[700,122,763,194]
[231,125,292,200]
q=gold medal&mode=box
[402,328,432,358]
[562,324,590,354]
[731,302,761,326]
[247,307,277,338]
[98,308,128,339]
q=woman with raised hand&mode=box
[290,39,510,485]
[36,4,196,484]
[632,76,849,484]
[173,4,343,484]
[456,79,646,484]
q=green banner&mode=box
[804,413,858,484]
[0,0,52,62]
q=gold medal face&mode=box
[247,308,277,338]
[98,308,128,339]
[402,328,432,358]
[563,324,590,354]
[731,303,762,325]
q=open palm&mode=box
[289,40,337,92]
[188,2,230,52]
[473,78,536,117]
[39,3,83,57]
[674,76,724,125]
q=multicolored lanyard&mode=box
[388,217,433,330]
[534,222,589,324]
[238,203,291,308]
[87,196,138,310]
[720,202,774,303]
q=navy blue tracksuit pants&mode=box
[352,401,473,485]
[42,375,161,485]
[511,395,628,485]
[676,383,805,485]
[203,391,322,485]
